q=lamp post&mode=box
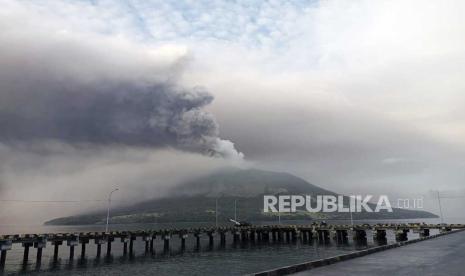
[234,199,237,221]
[215,198,218,228]
[436,190,444,224]
[105,188,119,233]
[350,196,354,227]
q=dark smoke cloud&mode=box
[0,13,243,160]
[0,82,228,156]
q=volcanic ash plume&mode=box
[0,16,243,160]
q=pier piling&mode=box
[34,237,46,266]
[420,228,430,238]
[163,234,170,252]
[120,237,129,256]
[79,237,89,259]
[395,229,409,242]
[180,234,187,250]
[0,240,12,270]
[67,235,78,260]
[22,242,33,265]
[106,236,114,256]
[51,241,62,262]
[129,236,135,257]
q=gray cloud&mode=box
[0,11,243,160]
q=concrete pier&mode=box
[33,237,46,266]
[163,234,170,252]
[129,235,136,256]
[95,237,106,258]
[51,240,62,262]
[220,231,226,246]
[419,228,430,238]
[0,240,12,270]
[207,232,215,247]
[373,229,386,241]
[106,236,114,256]
[352,229,367,241]
[150,234,156,253]
[143,235,152,253]
[120,237,128,256]
[395,229,409,242]
[22,242,32,264]
[335,230,348,243]
[316,230,329,243]
[233,230,240,244]
[0,223,464,271]
[179,233,187,250]
[79,237,89,259]
[67,235,78,260]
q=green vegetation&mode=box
[45,168,437,225]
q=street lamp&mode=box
[215,198,218,228]
[105,188,119,233]
[234,199,237,221]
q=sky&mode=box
[1,0,465,223]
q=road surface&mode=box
[294,231,465,276]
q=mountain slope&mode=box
[45,168,437,225]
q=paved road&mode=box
[294,231,465,276]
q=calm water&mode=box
[0,219,452,275]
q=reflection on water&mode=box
[0,219,448,275]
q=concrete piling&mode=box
[0,250,7,270]
[395,229,409,241]
[22,242,32,264]
[106,236,114,256]
[241,230,247,243]
[302,231,308,242]
[150,234,156,254]
[420,228,430,238]
[33,237,47,266]
[352,229,367,241]
[233,231,240,244]
[220,232,226,246]
[285,231,290,242]
[67,235,79,260]
[208,232,214,247]
[163,234,170,252]
[180,234,187,250]
[120,237,129,256]
[292,230,299,242]
[250,231,256,243]
[0,240,12,270]
[129,236,136,257]
[373,229,387,241]
[69,246,75,260]
[143,235,151,253]
[79,237,89,259]
[195,233,201,249]
[317,230,330,243]
[51,241,62,262]
[95,236,106,258]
